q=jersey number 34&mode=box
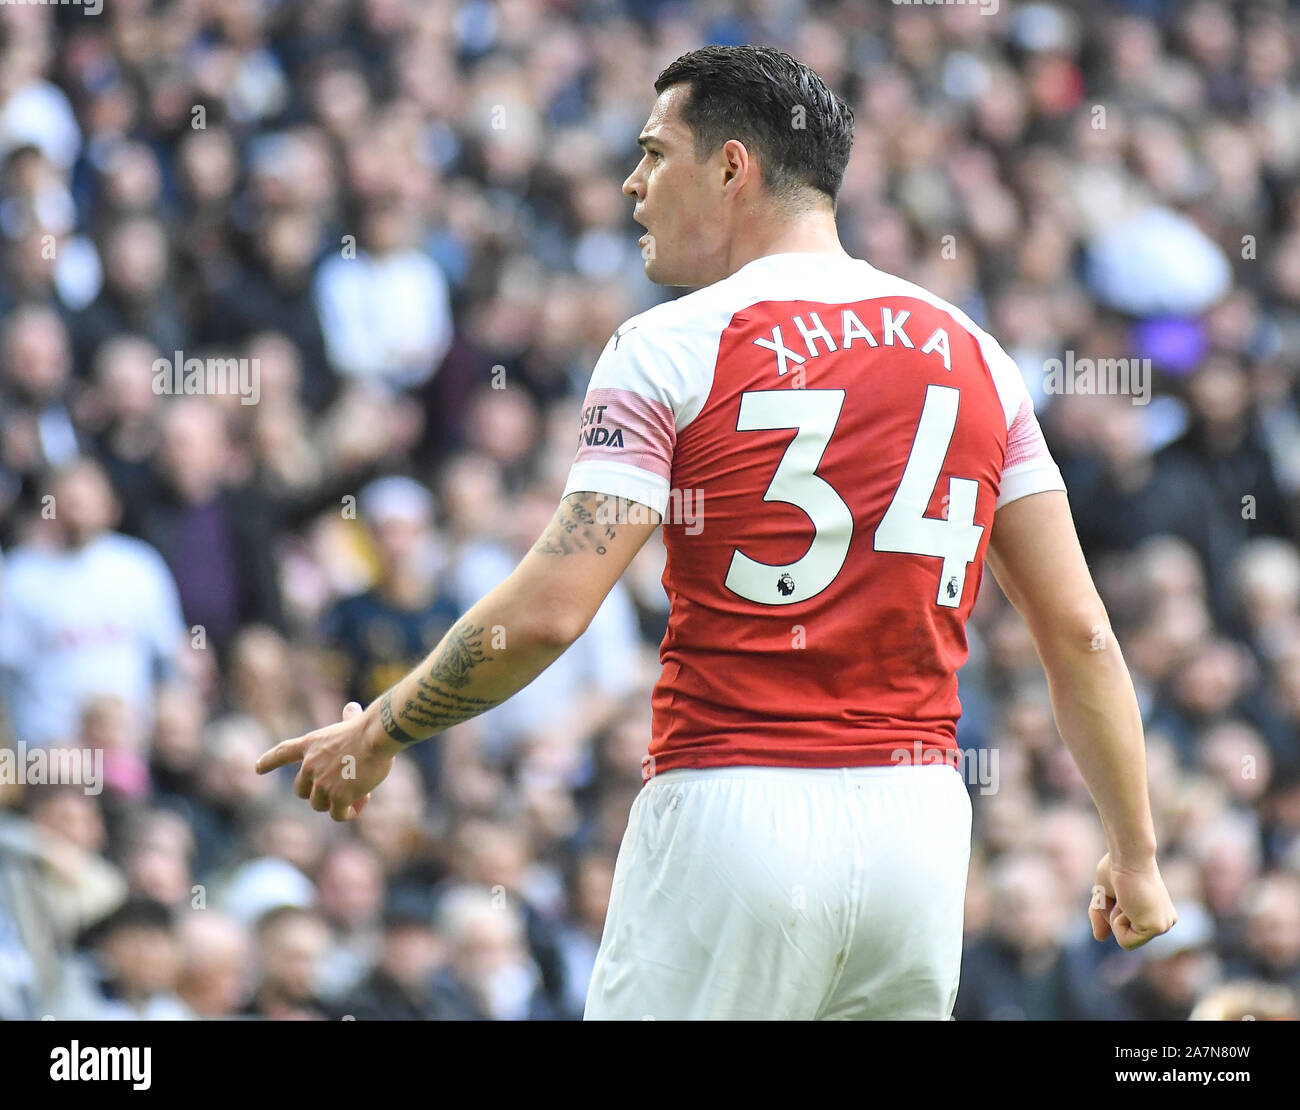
[723,384,984,609]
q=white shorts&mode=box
[584,763,972,1020]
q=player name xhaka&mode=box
[753,304,953,377]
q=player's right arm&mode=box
[985,488,1177,950]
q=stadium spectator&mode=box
[245,904,334,1020]
[1225,871,1300,993]
[337,887,448,1021]
[78,896,194,1020]
[313,839,386,999]
[430,884,559,1021]
[953,851,1078,1020]
[125,398,285,647]
[320,476,460,712]
[176,910,254,1019]
[0,307,81,493]
[1111,903,1222,1021]
[0,457,185,747]
[313,197,454,391]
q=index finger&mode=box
[256,736,310,774]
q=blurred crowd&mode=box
[1,0,1299,1021]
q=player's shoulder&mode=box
[594,287,752,409]
[605,278,752,358]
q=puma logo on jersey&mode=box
[753,306,952,377]
[613,324,638,349]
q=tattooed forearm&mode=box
[429,622,487,688]
[400,677,501,734]
[533,492,617,556]
[373,493,651,748]
[381,620,499,743]
[380,690,422,744]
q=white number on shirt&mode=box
[724,383,982,608]
[724,390,852,605]
[873,384,983,608]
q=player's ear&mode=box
[720,138,750,191]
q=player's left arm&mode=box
[256,491,659,820]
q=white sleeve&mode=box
[980,333,1067,509]
[561,313,701,517]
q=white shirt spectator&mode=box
[0,533,184,747]
[314,248,454,390]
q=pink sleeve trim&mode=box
[574,386,675,480]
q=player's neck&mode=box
[724,213,849,277]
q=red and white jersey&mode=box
[562,252,1065,776]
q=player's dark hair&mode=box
[654,44,854,208]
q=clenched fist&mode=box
[1090,853,1177,950]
